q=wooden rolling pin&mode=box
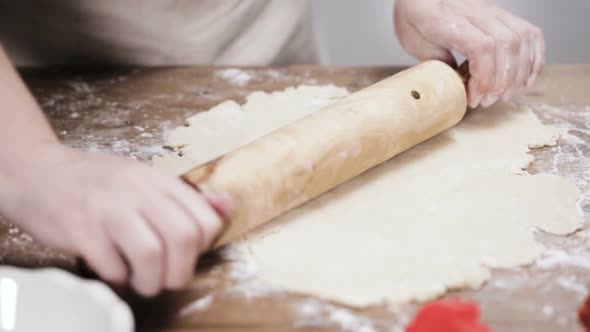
[182,60,469,247]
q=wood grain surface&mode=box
[1,65,589,332]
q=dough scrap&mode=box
[154,85,581,306]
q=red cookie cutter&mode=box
[406,299,492,332]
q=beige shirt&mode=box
[0,0,316,66]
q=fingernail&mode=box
[468,95,477,108]
[205,192,234,219]
[469,94,484,109]
[481,96,497,108]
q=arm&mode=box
[0,47,231,296]
[0,46,60,172]
[394,0,545,108]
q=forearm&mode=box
[0,46,61,179]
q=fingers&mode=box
[27,153,229,298]
[407,2,546,108]
[465,34,496,108]
[528,26,545,87]
[78,226,128,286]
[505,35,531,101]
[427,16,494,108]
[142,193,201,290]
[452,14,543,107]
[163,178,225,252]
[466,14,519,107]
[142,176,231,291]
[494,9,543,96]
[498,17,531,100]
[100,174,227,296]
[106,212,164,297]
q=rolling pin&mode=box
[182,60,469,247]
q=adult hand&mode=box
[394,0,545,107]
[0,144,232,297]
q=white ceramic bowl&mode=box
[0,267,133,332]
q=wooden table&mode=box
[1,65,589,332]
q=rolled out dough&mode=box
[153,85,581,306]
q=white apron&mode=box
[0,0,316,66]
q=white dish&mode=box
[0,267,133,332]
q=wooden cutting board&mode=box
[1,65,589,332]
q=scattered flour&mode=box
[111,140,132,154]
[489,274,529,291]
[216,247,279,300]
[542,305,555,316]
[536,248,590,270]
[215,68,255,87]
[556,275,588,296]
[528,102,590,268]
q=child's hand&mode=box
[0,144,231,297]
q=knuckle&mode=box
[139,241,163,265]
[173,226,199,252]
[491,84,504,95]
[478,79,493,94]
[472,37,494,54]
[522,27,535,41]
[509,36,520,50]
[497,35,519,52]
[469,68,490,90]
[534,62,544,76]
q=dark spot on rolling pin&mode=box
[411,90,421,99]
